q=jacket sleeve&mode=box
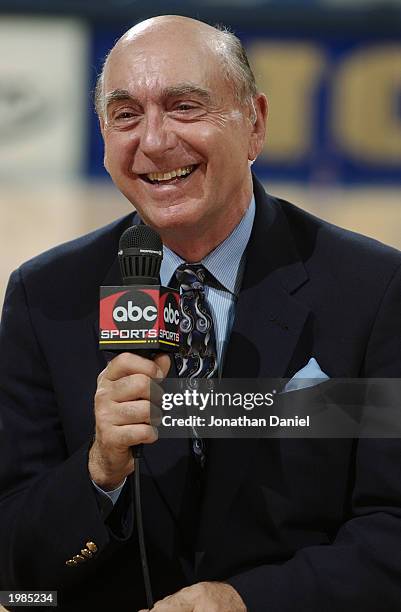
[0,268,135,591]
[226,263,401,612]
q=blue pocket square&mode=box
[284,357,329,393]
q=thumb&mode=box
[154,353,171,378]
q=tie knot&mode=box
[175,264,207,291]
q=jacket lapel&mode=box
[197,178,311,569]
[223,177,310,379]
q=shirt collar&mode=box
[160,195,255,296]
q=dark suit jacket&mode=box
[1,177,401,611]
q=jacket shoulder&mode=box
[274,195,401,275]
[19,213,135,283]
[14,214,137,311]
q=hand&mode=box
[138,581,246,612]
[88,352,170,490]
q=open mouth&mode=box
[140,164,198,185]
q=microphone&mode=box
[99,225,179,611]
[99,224,180,353]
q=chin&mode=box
[143,204,206,234]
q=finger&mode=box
[149,378,164,407]
[149,403,162,427]
[109,400,162,427]
[110,373,152,403]
[110,374,167,406]
[109,400,153,426]
[110,423,158,448]
[105,352,163,382]
[145,603,189,611]
[148,592,193,612]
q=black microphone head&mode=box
[118,225,163,285]
[119,224,162,252]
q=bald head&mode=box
[94,15,257,118]
[118,15,219,47]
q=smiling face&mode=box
[100,17,266,256]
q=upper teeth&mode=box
[146,166,194,181]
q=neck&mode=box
[161,181,253,262]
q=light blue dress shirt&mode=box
[160,195,255,374]
[93,195,256,506]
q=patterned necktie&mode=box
[174,264,218,379]
[174,264,218,470]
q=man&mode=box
[1,14,401,612]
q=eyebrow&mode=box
[163,84,212,103]
[104,83,212,111]
[104,89,136,110]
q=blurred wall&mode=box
[0,5,400,311]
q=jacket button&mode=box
[81,548,93,559]
[86,541,98,554]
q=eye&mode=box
[169,102,206,120]
[107,107,142,129]
[115,111,136,120]
[175,103,195,111]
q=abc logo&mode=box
[113,301,157,323]
[164,302,179,325]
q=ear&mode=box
[99,116,106,139]
[103,153,109,174]
[248,93,268,162]
[99,117,110,173]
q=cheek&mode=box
[104,136,132,175]
[204,119,250,157]
[205,133,249,177]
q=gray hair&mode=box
[94,23,258,120]
[212,25,258,112]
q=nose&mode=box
[138,108,177,159]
